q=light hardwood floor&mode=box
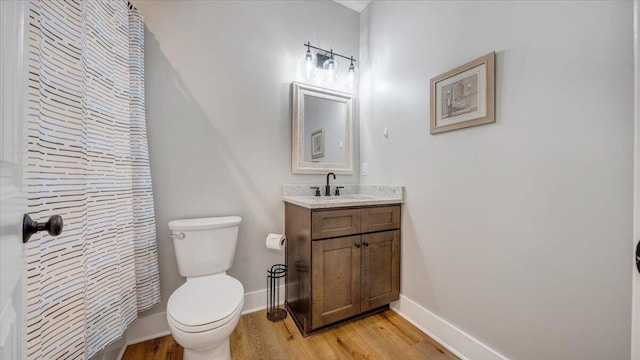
[122,309,458,359]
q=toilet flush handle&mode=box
[169,232,185,240]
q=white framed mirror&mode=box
[291,82,354,174]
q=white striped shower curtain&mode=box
[25,1,160,358]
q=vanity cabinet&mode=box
[285,203,400,335]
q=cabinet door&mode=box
[361,230,400,311]
[311,236,361,329]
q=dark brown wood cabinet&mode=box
[285,203,401,336]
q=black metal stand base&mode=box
[267,308,287,322]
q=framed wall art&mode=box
[430,52,495,134]
[311,128,325,159]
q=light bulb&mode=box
[345,62,358,90]
[300,49,317,78]
[323,58,338,83]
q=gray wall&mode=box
[359,1,633,359]
[134,0,359,317]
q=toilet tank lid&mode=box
[168,216,241,231]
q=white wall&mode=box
[359,1,634,359]
[133,0,359,321]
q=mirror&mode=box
[291,82,354,174]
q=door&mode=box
[311,236,361,328]
[361,230,400,311]
[0,1,28,359]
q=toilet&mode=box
[167,216,244,360]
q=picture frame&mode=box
[311,128,324,159]
[430,52,495,134]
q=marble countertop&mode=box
[282,184,404,209]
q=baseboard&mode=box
[92,336,127,360]
[241,285,285,315]
[391,294,508,360]
[116,344,127,360]
[124,311,171,347]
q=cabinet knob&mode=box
[363,242,369,247]
[354,242,361,248]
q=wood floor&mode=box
[122,309,458,360]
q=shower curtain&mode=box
[25,1,160,358]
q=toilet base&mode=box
[184,338,231,360]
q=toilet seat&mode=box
[167,274,244,333]
[167,301,242,333]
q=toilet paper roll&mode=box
[266,233,286,250]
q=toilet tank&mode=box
[168,216,241,278]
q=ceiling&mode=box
[333,0,371,13]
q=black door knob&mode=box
[23,214,64,243]
[636,240,640,274]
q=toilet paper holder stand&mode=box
[267,263,288,322]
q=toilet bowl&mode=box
[167,216,243,360]
[167,273,244,360]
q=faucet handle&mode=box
[335,186,345,196]
[310,187,321,197]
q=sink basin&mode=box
[283,194,402,209]
[332,194,375,200]
[300,194,375,201]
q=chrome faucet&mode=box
[325,172,336,196]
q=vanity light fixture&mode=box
[323,50,338,83]
[345,56,358,90]
[300,42,317,78]
[300,42,357,89]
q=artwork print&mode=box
[311,128,324,159]
[430,52,495,134]
[441,74,478,120]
